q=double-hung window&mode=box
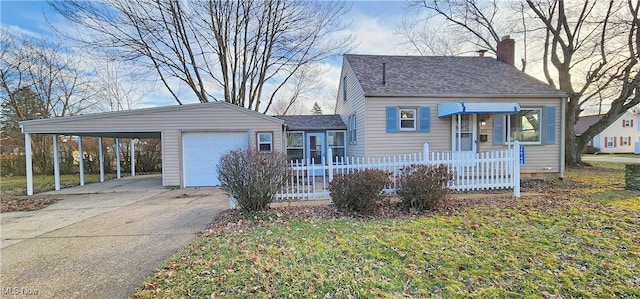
[399,108,416,131]
[508,108,542,144]
[327,131,346,162]
[342,77,347,102]
[605,137,615,147]
[257,132,273,152]
[348,114,357,144]
[286,132,304,162]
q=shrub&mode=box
[217,149,289,212]
[328,168,390,215]
[397,164,454,211]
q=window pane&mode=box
[259,133,272,143]
[259,143,272,152]
[400,109,415,119]
[331,147,345,161]
[287,149,303,162]
[286,132,303,148]
[509,109,540,143]
[328,131,345,146]
[400,119,415,129]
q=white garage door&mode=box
[182,132,248,186]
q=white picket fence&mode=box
[276,142,521,200]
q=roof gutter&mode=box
[364,93,568,98]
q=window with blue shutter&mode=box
[543,106,556,145]
[386,106,398,133]
[419,106,431,132]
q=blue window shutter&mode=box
[386,106,398,133]
[419,106,431,132]
[543,106,556,144]
[493,116,504,145]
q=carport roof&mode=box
[19,102,285,138]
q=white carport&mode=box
[19,102,285,195]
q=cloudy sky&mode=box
[0,1,510,114]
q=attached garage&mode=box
[19,102,285,194]
[182,132,248,186]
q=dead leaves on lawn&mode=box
[1,197,61,212]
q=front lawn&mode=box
[135,165,640,298]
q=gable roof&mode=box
[19,101,283,127]
[276,115,346,130]
[344,54,566,97]
[19,101,285,138]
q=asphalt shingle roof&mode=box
[344,54,566,97]
[276,114,346,130]
[575,114,602,135]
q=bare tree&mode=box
[1,31,96,174]
[270,64,322,115]
[51,0,351,113]
[89,59,151,112]
[1,30,95,119]
[406,0,640,166]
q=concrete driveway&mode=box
[0,175,228,298]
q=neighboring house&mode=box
[335,37,567,179]
[576,110,640,154]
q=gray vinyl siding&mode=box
[162,130,180,186]
[366,97,449,155]
[478,97,563,175]
[366,96,564,175]
[21,102,284,187]
[336,59,366,157]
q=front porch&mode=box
[276,142,522,200]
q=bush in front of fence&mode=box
[217,149,289,212]
[397,164,454,211]
[328,168,390,215]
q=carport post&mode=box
[115,138,121,179]
[130,138,135,177]
[98,137,105,182]
[53,135,60,190]
[25,133,33,196]
[78,136,85,186]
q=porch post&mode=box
[514,141,521,198]
[327,147,333,181]
[115,138,121,179]
[98,137,105,182]
[25,133,33,196]
[130,138,135,176]
[457,114,461,151]
[53,135,60,190]
[78,136,85,186]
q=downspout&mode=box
[560,97,566,180]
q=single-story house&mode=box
[335,36,567,179]
[19,36,566,195]
[576,110,640,154]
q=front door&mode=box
[451,114,477,153]
[306,133,325,175]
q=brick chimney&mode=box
[496,35,515,65]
